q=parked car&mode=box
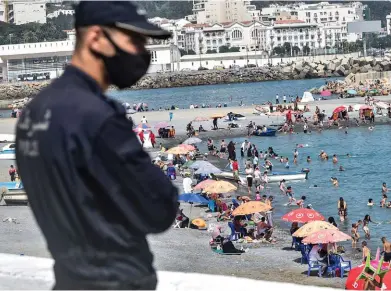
[213,65,225,70]
[198,67,208,71]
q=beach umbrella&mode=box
[333,105,348,114]
[178,193,209,227]
[320,90,331,97]
[166,146,190,155]
[191,218,206,229]
[375,102,390,109]
[194,164,222,175]
[193,116,209,122]
[182,160,195,168]
[178,144,196,151]
[302,229,351,244]
[183,137,202,144]
[347,89,357,95]
[360,105,373,111]
[232,201,272,216]
[203,181,237,194]
[345,262,391,290]
[194,179,216,190]
[292,221,337,238]
[135,123,151,130]
[210,114,225,119]
[154,121,169,129]
[281,208,324,223]
[189,161,212,169]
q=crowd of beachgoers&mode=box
[131,92,391,289]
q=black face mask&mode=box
[94,30,151,89]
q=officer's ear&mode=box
[86,26,116,57]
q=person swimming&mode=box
[331,177,339,187]
[368,198,374,206]
[307,156,311,163]
[368,126,374,131]
[339,166,345,171]
[332,154,338,164]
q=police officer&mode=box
[15,1,178,290]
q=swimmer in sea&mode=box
[346,153,351,158]
[368,126,374,131]
[286,186,296,205]
[307,156,311,163]
[339,165,345,171]
[331,177,339,187]
[382,182,389,195]
[381,194,388,208]
[368,198,374,206]
[285,158,290,169]
[332,154,338,164]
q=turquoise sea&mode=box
[210,125,391,249]
[109,77,342,109]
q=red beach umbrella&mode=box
[282,208,324,223]
[302,229,351,244]
[333,106,347,114]
[321,90,331,97]
[345,262,391,290]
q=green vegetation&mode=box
[0,22,67,45]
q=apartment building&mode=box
[0,0,47,25]
[192,0,260,24]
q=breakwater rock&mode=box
[1,56,390,101]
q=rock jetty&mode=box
[1,56,391,101]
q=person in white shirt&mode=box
[253,167,262,191]
[141,116,147,124]
[253,156,259,170]
[283,95,286,103]
[308,245,327,274]
[275,94,279,104]
[183,174,193,193]
[240,140,247,157]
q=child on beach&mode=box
[351,223,359,248]
[362,241,371,262]
[286,186,296,205]
[296,196,306,208]
[279,179,287,194]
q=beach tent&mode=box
[301,92,314,103]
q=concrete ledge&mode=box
[0,254,337,290]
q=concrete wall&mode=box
[346,70,391,84]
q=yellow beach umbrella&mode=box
[292,221,338,238]
[203,181,237,194]
[232,201,272,216]
[166,146,190,155]
[210,114,226,119]
[192,218,206,229]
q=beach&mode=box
[0,95,390,289]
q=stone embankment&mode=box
[1,56,391,101]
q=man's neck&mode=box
[71,54,109,91]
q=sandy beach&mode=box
[0,95,390,288]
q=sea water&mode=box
[209,125,391,248]
[109,77,342,109]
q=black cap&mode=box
[74,1,171,39]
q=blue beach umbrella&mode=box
[194,164,222,175]
[178,193,209,227]
[178,193,209,204]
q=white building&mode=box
[46,9,74,19]
[387,13,391,35]
[192,0,260,24]
[0,37,181,81]
[0,0,47,25]
[261,2,365,43]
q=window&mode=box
[231,29,243,40]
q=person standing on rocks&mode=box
[15,2,178,290]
